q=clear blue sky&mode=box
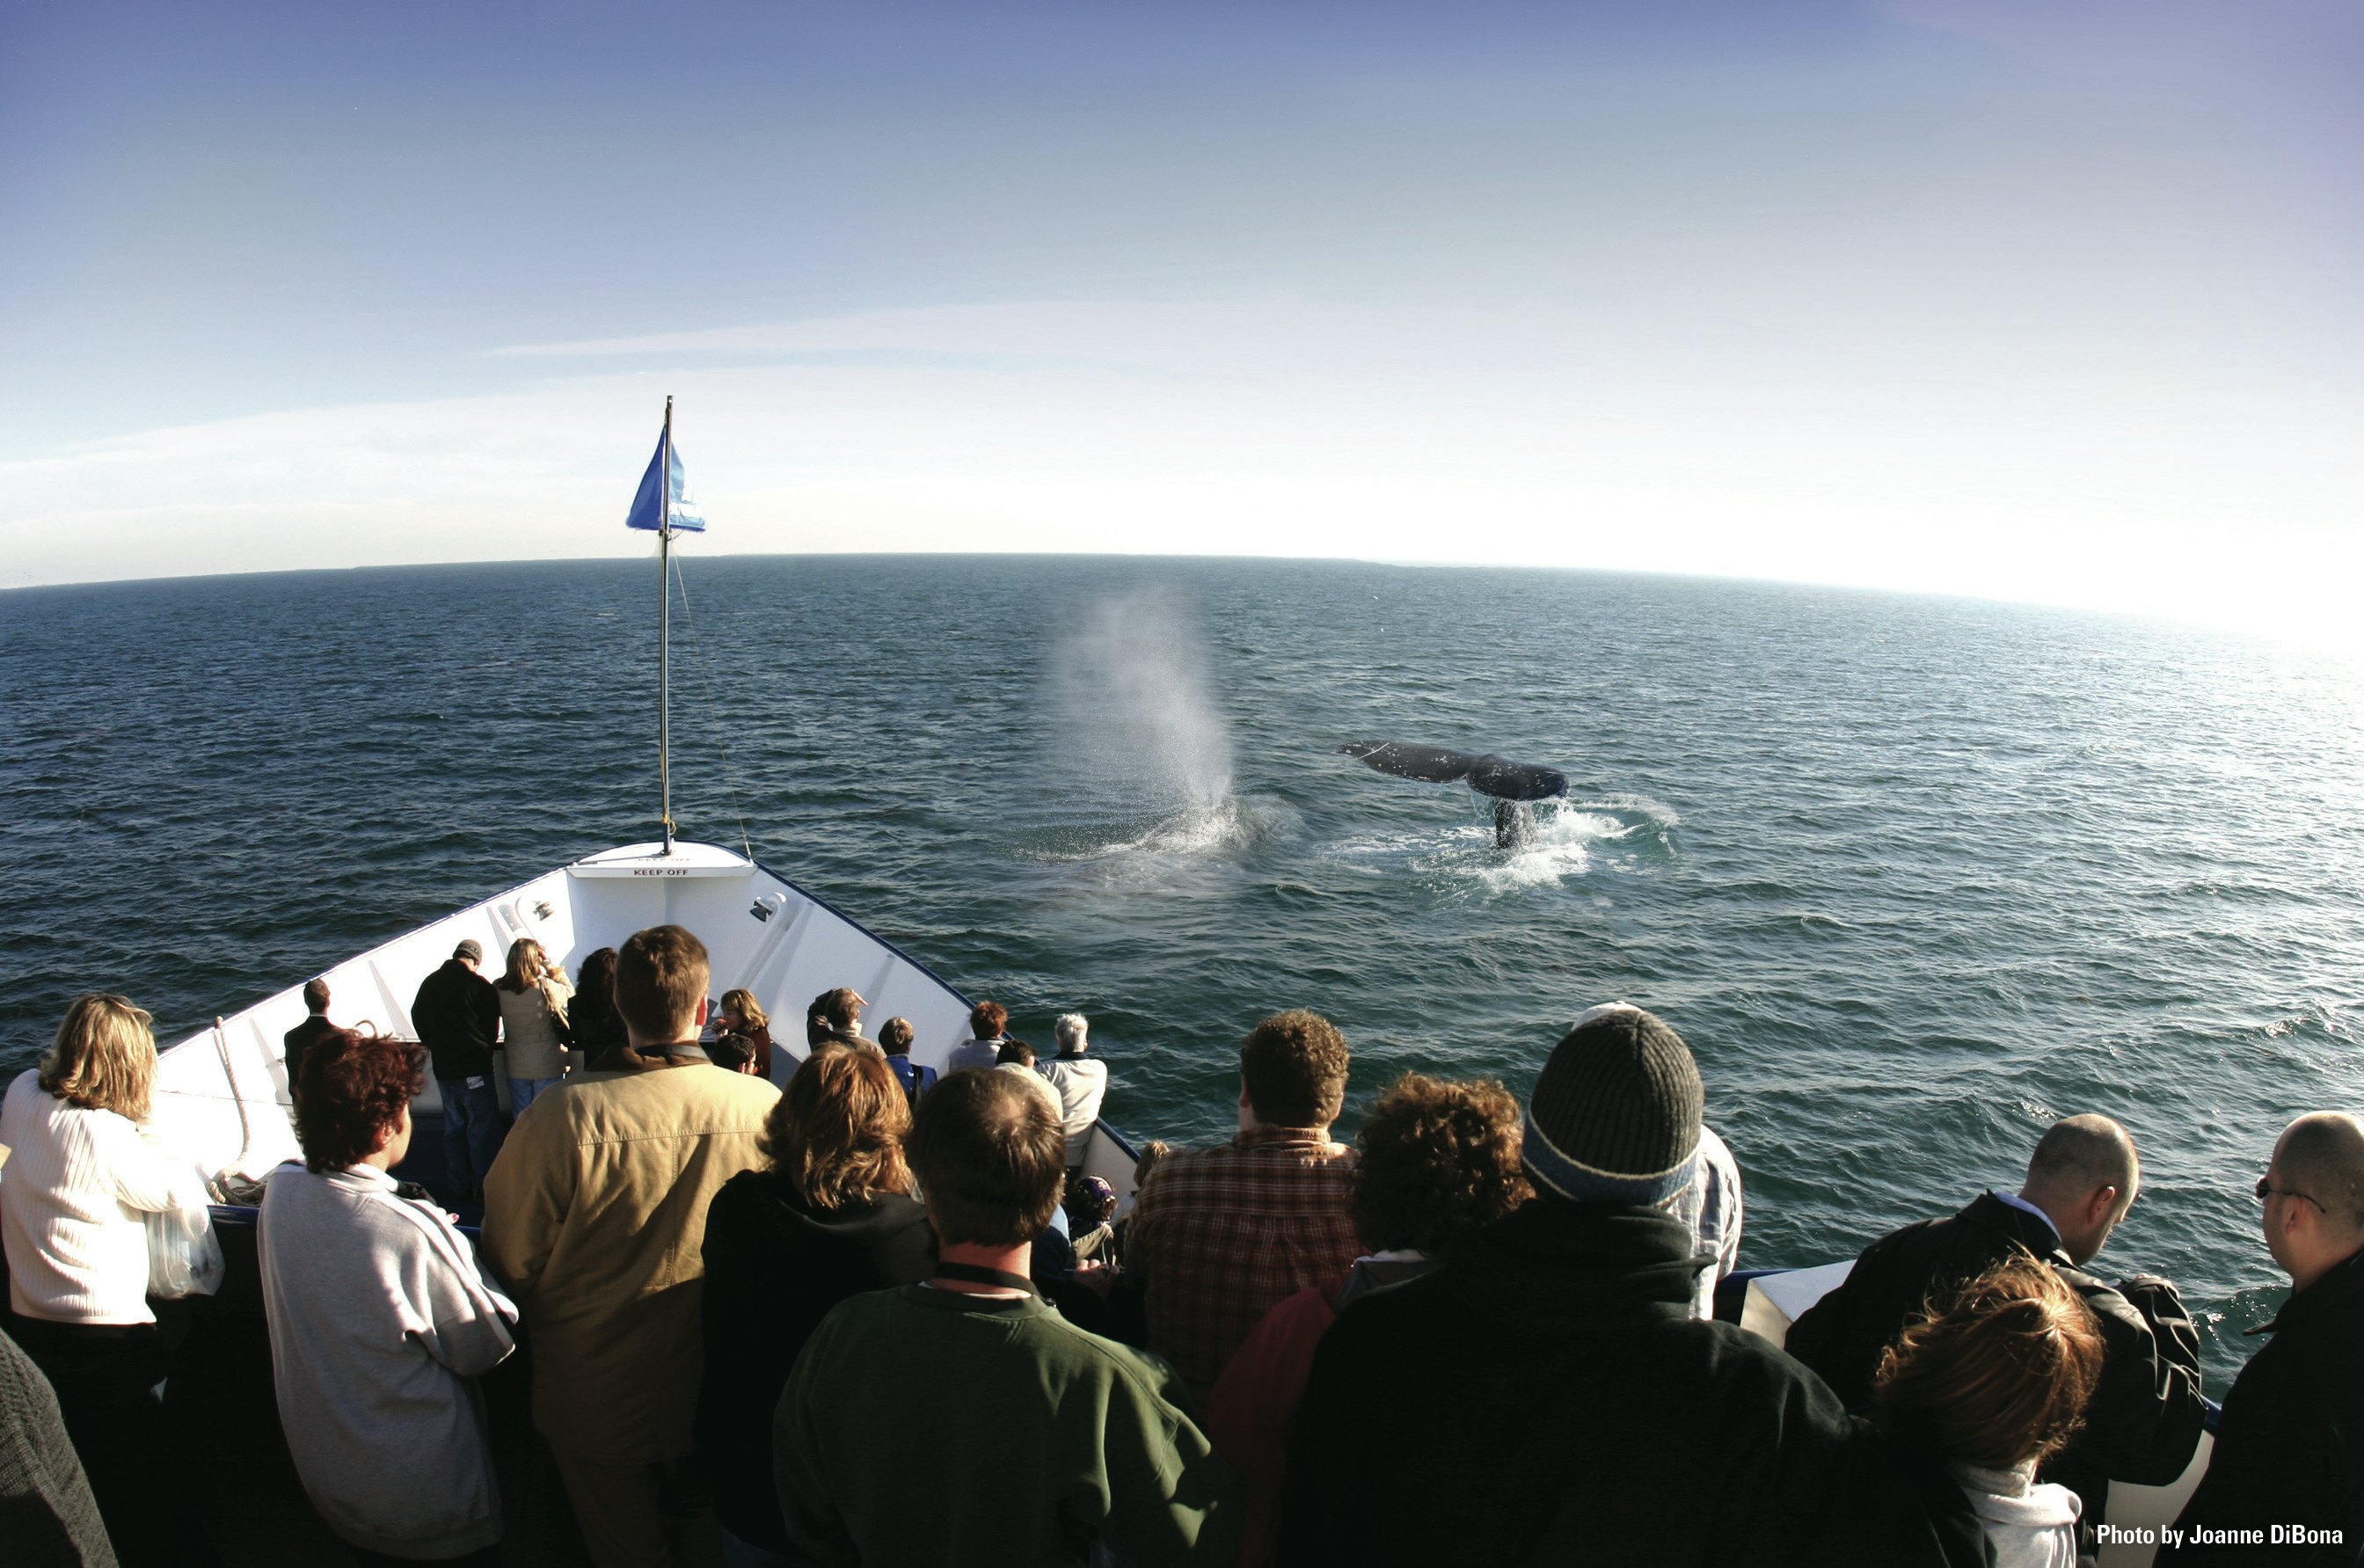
[4,1,2360,644]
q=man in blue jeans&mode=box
[411,938,504,1200]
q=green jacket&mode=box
[775,1284,1240,1567]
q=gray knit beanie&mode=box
[1521,1003,1704,1207]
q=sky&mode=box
[4,0,2360,648]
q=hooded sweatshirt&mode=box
[1952,1460,2080,1568]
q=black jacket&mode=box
[1784,1191,2207,1523]
[2161,1246,2364,1565]
[410,959,500,1080]
[1277,1201,1992,1568]
[281,1012,339,1095]
[566,991,630,1070]
[695,1171,936,1551]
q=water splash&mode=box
[1580,793,1682,828]
[1026,794,1302,893]
[1469,801,1619,892]
[1324,799,1640,893]
[1025,798,1262,864]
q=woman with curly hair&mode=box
[1206,1071,1533,1566]
[259,1026,518,1566]
[1872,1257,2105,1568]
[0,994,214,1567]
[695,1043,935,1558]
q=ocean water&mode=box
[4,555,2360,1385]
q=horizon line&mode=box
[7,548,2335,660]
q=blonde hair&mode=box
[719,988,769,1031]
[40,994,158,1121]
[500,937,566,993]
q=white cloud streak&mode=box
[6,297,2360,654]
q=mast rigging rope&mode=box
[666,551,756,864]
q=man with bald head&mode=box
[1786,1114,2208,1542]
[2161,1112,2364,1564]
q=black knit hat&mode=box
[1522,1003,1704,1207]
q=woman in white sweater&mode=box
[1872,1256,2107,1568]
[494,937,574,1119]
[262,1025,517,1565]
[0,993,213,1567]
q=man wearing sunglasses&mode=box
[2162,1112,2364,1564]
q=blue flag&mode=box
[624,430,707,533]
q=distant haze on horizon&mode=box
[4,2,2360,653]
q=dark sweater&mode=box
[0,1325,116,1568]
[1277,1201,1991,1567]
[739,1023,775,1082]
[2160,1246,2364,1566]
[1784,1191,2208,1523]
[565,992,630,1071]
[775,1285,1239,1566]
[696,1171,935,1550]
[410,960,499,1081]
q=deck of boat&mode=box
[0,840,1137,1563]
[4,838,2207,1565]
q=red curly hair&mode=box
[295,1027,427,1172]
[1350,1072,1532,1254]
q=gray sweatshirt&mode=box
[258,1161,517,1560]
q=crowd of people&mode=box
[2,933,2361,1568]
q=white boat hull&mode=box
[150,841,1040,1180]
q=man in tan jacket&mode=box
[483,923,779,1568]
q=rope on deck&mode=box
[204,1017,274,1204]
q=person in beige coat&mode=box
[482,923,779,1568]
[493,937,575,1119]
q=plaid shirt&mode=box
[1674,1125,1744,1319]
[1128,1126,1361,1400]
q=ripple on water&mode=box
[3,558,2360,1392]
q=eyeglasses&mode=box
[2256,1174,2326,1213]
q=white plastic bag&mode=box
[145,1200,224,1299]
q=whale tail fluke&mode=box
[1339,740,1567,803]
[1338,740,1482,784]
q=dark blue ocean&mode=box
[4,556,2360,1384]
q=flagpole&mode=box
[659,395,675,856]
